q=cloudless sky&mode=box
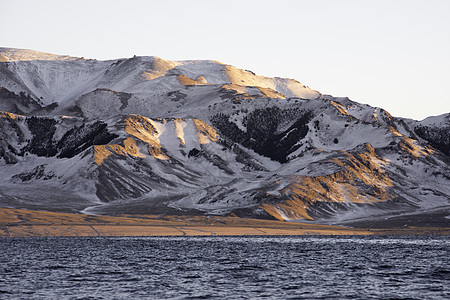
[2,0,449,120]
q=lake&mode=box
[0,236,449,299]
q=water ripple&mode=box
[0,236,448,299]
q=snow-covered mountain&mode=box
[0,48,449,227]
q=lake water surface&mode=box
[0,236,449,299]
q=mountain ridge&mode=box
[0,48,449,227]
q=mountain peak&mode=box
[0,47,81,62]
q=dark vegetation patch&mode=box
[23,117,58,156]
[0,116,26,164]
[58,121,118,158]
[188,148,201,157]
[414,125,450,156]
[211,107,313,163]
[19,117,117,158]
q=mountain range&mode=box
[0,47,449,227]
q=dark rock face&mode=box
[211,107,313,163]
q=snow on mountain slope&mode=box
[418,113,450,127]
[0,48,449,226]
[0,112,275,215]
[0,47,78,62]
[0,48,319,110]
[1,100,448,223]
[0,57,110,105]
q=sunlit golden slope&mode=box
[261,143,394,220]
[260,137,439,221]
[94,115,220,165]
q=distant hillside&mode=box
[0,48,449,227]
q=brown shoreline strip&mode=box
[0,207,449,237]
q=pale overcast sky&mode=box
[2,0,449,120]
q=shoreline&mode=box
[1,207,449,237]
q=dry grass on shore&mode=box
[0,207,448,237]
